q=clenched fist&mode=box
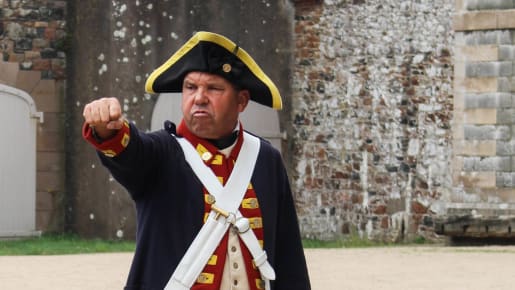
[83,97,125,140]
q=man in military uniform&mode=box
[83,31,310,290]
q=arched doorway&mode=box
[0,84,43,238]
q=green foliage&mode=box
[0,233,135,256]
[303,235,390,248]
[0,233,433,255]
[302,234,432,248]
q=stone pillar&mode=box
[67,0,295,239]
[438,1,515,239]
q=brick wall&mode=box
[0,0,67,232]
[292,0,455,241]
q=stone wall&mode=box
[5,0,512,242]
[292,0,455,241]
[0,0,67,233]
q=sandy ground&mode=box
[1,246,515,290]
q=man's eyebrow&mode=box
[183,79,195,85]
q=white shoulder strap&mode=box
[165,132,274,290]
[176,132,260,208]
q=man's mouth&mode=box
[192,110,210,117]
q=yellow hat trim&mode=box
[145,31,283,110]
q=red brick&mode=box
[381,216,389,229]
[411,201,427,214]
[32,58,51,70]
[44,28,57,40]
[373,204,387,214]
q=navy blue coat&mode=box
[97,124,311,290]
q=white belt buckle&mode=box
[235,217,250,233]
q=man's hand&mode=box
[83,97,124,140]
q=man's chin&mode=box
[190,126,216,139]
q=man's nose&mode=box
[193,88,208,105]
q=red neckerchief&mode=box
[177,120,243,161]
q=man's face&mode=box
[182,71,249,139]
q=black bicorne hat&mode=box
[145,31,282,110]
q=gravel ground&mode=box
[1,246,515,290]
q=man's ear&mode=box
[237,89,250,112]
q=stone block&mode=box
[40,47,57,59]
[7,53,24,62]
[497,109,515,124]
[496,140,515,155]
[32,59,51,71]
[14,38,33,52]
[37,112,64,133]
[32,38,49,49]
[464,92,513,108]
[452,122,465,140]
[36,210,52,231]
[497,10,515,29]
[386,198,406,214]
[453,11,497,31]
[463,108,497,124]
[34,21,49,28]
[36,191,55,211]
[498,77,511,92]
[0,39,14,53]
[435,213,515,237]
[454,61,466,79]
[454,77,498,93]
[37,130,65,152]
[44,27,57,41]
[463,156,512,171]
[461,30,513,45]
[15,69,41,94]
[36,171,65,192]
[466,0,515,10]
[457,171,497,188]
[497,172,515,187]
[0,60,20,86]
[455,140,497,156]
[455,45,499,62]
[31,79,61,112]
[465,61,512,77]
[48,20,66,29]
[499,45,515,60]
[464,124,511,140]
[51,1,67,10]
[37,151,65,172]
[24,50,41,60]
[476,188,515,202]
[19,61,33,70]
[454,91,465,110]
